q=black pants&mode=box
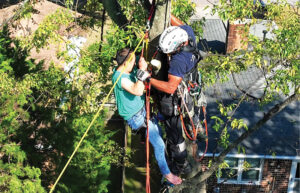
[164,115,187,174]
[165,115,185,146]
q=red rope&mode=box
[179,107,197,141]
[145,82,151,193]
[147,0,156,22]
[144,2,155,192]
[192,106,209,162]
[177,89,209,162]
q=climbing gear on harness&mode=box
[159,26,188,54]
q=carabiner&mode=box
[146,20,150,31]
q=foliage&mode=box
[171,0,205,41]
[21,9,74,52]
[171,0,196,24]
[212,0,258,21]
[0,26,45,193]
[200,0,299,178]
[78,0,105,28]
[0,4,129,192]
[119,0,147,28]
[1,0,299,192]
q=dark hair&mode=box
[116,48,132,65]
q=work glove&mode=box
[150,59,161,75]
[136,69,151,82]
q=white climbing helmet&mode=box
[159,26,188,54]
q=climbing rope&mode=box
[177,86,197,141]
[192,106,209,162]
[143,2,156,193]
[49,34,146,193]
[142,31,151,193]
[177,86,209,162]
[145,81,151,193]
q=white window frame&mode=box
[288,160,300,193]
[218,158,264,185]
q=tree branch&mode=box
[193,92,299,183]
[231,72,260,100]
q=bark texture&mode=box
[148,0,171,57]
[102,0,128,28]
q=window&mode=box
[288,161,300,193]
[218,158,264,185]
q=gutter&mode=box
[201,153,300,161]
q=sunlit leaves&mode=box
[21,9,74,52]
[0,30,45,192]
[171,0,196,24]
[212,0,257,21]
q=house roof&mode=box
[197,19,300,158]
[0,1,96,69]
[198,19,227,54]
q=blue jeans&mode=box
[127,107,170,175]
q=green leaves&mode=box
[213,0,256,21]
[171,0,196,24]
[22,9,74,52]
[231,119,248,130]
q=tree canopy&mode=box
[0,0,299,193]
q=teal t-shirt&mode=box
[112,69,145,120]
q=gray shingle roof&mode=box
[197,19,300,157]
[198,19,227,54]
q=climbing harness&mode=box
[177,72,209,162]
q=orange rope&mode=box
[177,88,209,162]
[192,106,209,162]
[145,82,151,193]
[177,89,197,141]
[178,107,197,141]
[144,1,156,191]
[143,30,151,193]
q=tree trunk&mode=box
[101,0,128,28]
[168,178,207,193]
[148,0,171,58]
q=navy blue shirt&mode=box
[168,25,197,78]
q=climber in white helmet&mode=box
[149,25,200,175]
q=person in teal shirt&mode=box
[112,48,182,185]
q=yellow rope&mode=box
[49,34,145,193]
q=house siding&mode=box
[203,158,292,193]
